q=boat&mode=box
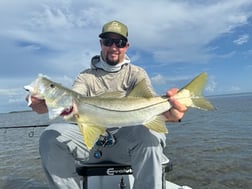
[76,158,193,189]
[0,123,193,189]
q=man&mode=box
[28,20,187,189]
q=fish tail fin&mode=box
[176,72,215,111]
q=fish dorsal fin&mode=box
[78,123,106,150]
[144,115,168,133]
[128,79,154,98]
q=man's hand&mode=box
[25,95,48,114]
[163,88,187,122]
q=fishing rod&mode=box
[0,124,51,138]
[0,122,77,129]
[0,123,76,138]
[0,124,49,129]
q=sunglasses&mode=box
[101,38,127,48]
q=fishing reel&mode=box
[93,131,116,159]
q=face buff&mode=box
[96,54,130,72]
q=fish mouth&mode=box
[60,106,74,116]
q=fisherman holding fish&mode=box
[27,20,187,189]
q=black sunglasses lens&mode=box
[102,39,113,46]
[102,38,127,48]
[118,40,127,48]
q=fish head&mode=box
[24,75,76,119]
[24,75,47,99]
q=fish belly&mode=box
[76,101,170,128]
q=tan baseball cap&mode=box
[99,20,128,40]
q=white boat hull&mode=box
[77,158,192,189]
[82,175,192,189]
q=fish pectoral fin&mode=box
[78,123,106,150]
[144,115,168,133]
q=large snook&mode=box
[24,72,214,149]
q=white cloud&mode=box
[0,0,252,112]
[151,74,167,86]
[152,73,218,95]
[230,86,241,91]
[125,1,252,62]
[205,77,217,93]
[1,0,252,65]
[0,88,21,96]
[150,73,195,94]
[233,34,249,45]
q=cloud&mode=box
[151,72,218,96]
[230,86,241,91]
[233,34,249,45]
[126,0,252,63]
[205,76,217,93]
[1,0,252,68]
[151,73,194,94]
[151,74,167,86]
[0,0,252,112]
[0,88,21,96]
[0,87,28,113]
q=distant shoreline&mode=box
[207,92,252,98]
[8,110,32,114]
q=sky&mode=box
[1,0,252,113]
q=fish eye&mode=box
[50,83,55,88]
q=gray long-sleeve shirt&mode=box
[72,55,155,97]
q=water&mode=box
[1,94,252,189]
[165,94,252,189]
